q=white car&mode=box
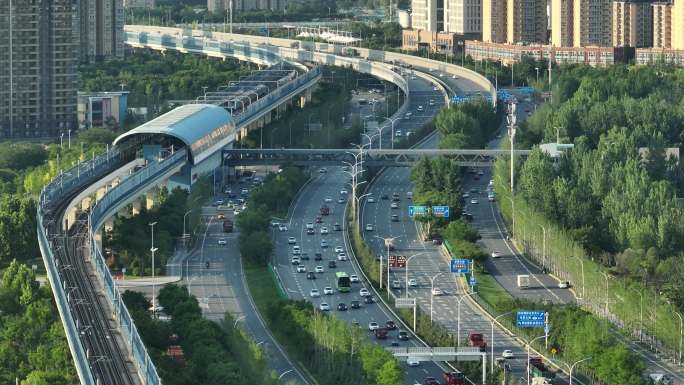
[287,237,297,244]
[489,179,494,186]
[359,288,370,297]
[431,287,443,296]
[501,350,515,359]
[408,278,418,287]
[291,257,300,265]
[368,321,379,331]
[470,198,479,204]
[278,224,288,232]
[558,281,570,289]
[324,286,334,295]
[217,238,227,245]
[368,197,376,203]
[292,246,301,255]
[315,266,324,273]
[491,251,502,258]
[365,224,374,231]
[391,202,399,209]
[350,274,360,283]
[270,221,280,228]
[407,357,420,367]
[337,252,347,261]
[338,197,346,204]
[319,302,330,311]
[334,246,344,253]
[310,289,320,298]
[324,197,333,203]
[340,190,348,195]
[488,194,495,202]
[462,192,470,199]
[319,168,327,173]
[296,265,306,273]
[320,227,329,234]
[320,240,328,248]
[417,105,424,112]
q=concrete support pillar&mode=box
[66,208,78,230]
[96,187,107,201]
[264,111,272,125]
[81,197,93,211]
[240,126,249,140]
[146,190,155,210]
[94,228,103,250]
[131,199,141,216]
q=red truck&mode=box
[443,371,466,385]
[223,219,234,233]
[468,332,487,352]
[374,327,388,339]
[320,205,330,216]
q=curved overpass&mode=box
[39,27,496,385]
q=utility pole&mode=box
[149,221,158,318]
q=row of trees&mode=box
[124,285,275,385]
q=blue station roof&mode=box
[113,104,234,165]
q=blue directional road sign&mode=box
[408,206,427,217]
[469,276,476,287]
[451,259,470,273]
[432,205,450,218]
[516,311,546,328]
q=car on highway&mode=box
[350,274,360,283]
[287,237,297,244]
[306,272,316,280]
[324,286,334,295]
[334,246,344,253]
[340,189,348,195]
[364,296,375,304]
[337,303,348,311]
[213,199,224,206]
[462,192,470,199]
[296,265,306,273]
[365,224,374,231]
[328,260,337,268]
[350,300,361,309]
[300,253,309,260]
[398,331,409,340]
[558,281,571,289]
[359,288,370,297]
[310,289,320,298]
[293,246,301,255]
[217,238,227,245]
[337,197,345,204]
[491,251,502,258]
[417,105,424,111]
[333,223,342,231]
[395,130,403,137]
[319,302,330,311]
[278,224,288,231]
[381,194,389,200]
[307,228,315,235]
[320,240,328,248]
[324,197,332,203]
[218,213,225,220]
[368,322,379,331]
[271,220,280,227]
[314,252,323,261]
[408,278,418,287]
[386,320,397,330]
[470,198,479,204]
[477,170,484,176]
[429,99,435,106]
[391,202,399,209]
[337,252,347,261]
[315,265,324,273]
[502,350,514,359]
[431,287,443,296]
[319,168,327,173]
[488,194,496,202]
[391,280,401,289]
[391,214,399,222]
[320,226,329,234]
[315,216,323,223]
[489,179,494,186]
[407,357,420,367]
[291,257,300,265]
[423,376,439,385]
[368,197,376,203]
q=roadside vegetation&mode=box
[238,166,405,385]
[495,63,684,356]
[123,286,275,385]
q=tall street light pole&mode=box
[149,221,158,318]
[526,335,546,385]
[538,224,546,272]
[183,209,192,238]
[569,356,592,385]
[404,252,428,298]
[490,311,514,373]
[375,235,399,290]
[572,255,585,300]
[630,287,643,341]
[508,104,517,238]
[429,272,447,324]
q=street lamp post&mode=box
[375,235,399,290]
[149,221,158,318]
[538,224,546,271]
[535,67,540,84]
[429,272,447,324]
[455,291,477,347]
[572,255,585,300]
[404,252,428,298]
[183,210,192,238]
[630,287,644,341]
[490,311,514,373]
[569,357,592,385]
[526,335,546,385]
[68,129,71,149]
[675,310,683,365]
[508,104,517,238]
[380,116,401,150]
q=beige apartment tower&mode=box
[411,0,444,31]
[573,0,613,46]
[507,0,547,43]
[483,0,507,42]
[445,0,481,35]
[652,2,672,48]
[612,1,652,47]
[551,0,574,46]
[673,0,684,48]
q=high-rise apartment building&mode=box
[572,0,613,46]
[612,1,652,47]
[482,0,507,42]
[673,0,684,48]
[506,0,546,43]
[652,2,672,48]
[123,0,155,8]
[445,0,481,35]
[551,0,573,46]
[79,0,125,63]
[0,0,78,138]
[411,0,444,31]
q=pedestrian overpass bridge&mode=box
[37,26,497,385]
[222,148,531,167]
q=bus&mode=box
[335,272,351,292]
